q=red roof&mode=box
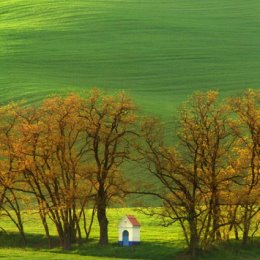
[127,215,140,226]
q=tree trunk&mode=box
[62,235,71,250]
[55,221,71,250]
[84,206,96,241]
[97,204,108,245]
[242,226,250,245]
[40,212,53,248]
[189,210,199,260]
[97,186,108,245]
[213,206,221,241]
[212,185,221,241]
[234,224,239,240]
[242,205,251,246]
[18,218,26,245]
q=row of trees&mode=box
[0,89,259,257]
[0,90,137,249]
[137,90,259,258]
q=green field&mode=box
[0,208,259,260]
[0,1,260,259]
[1,0,260,117]
[0,208,182,260]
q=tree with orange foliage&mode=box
[179,91,237,245]
[229,89,260,245]
[14,95,96,249]
[79,90,138,245]
[138,91,236,258]
[0,103,27,243]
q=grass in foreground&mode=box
[0,208,259,260]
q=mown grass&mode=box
[0,0,260,118]
[0,208,259,260]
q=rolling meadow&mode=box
[0,1,260,259]
[0,0,260,116]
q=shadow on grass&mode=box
[0,232,259,260]
[0,231,60,249]
[0,232,185,260]
[198,239,260,260]
[70,241,185,260]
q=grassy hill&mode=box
[0,2,259,259]
[0,0,259,117]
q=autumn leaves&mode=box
[0,90,138,249]
[0,89,259,255]
[138,90,259,258]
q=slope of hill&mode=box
[0,0,259,117]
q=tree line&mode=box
[0,89,259,257]
[137,90,259,258]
